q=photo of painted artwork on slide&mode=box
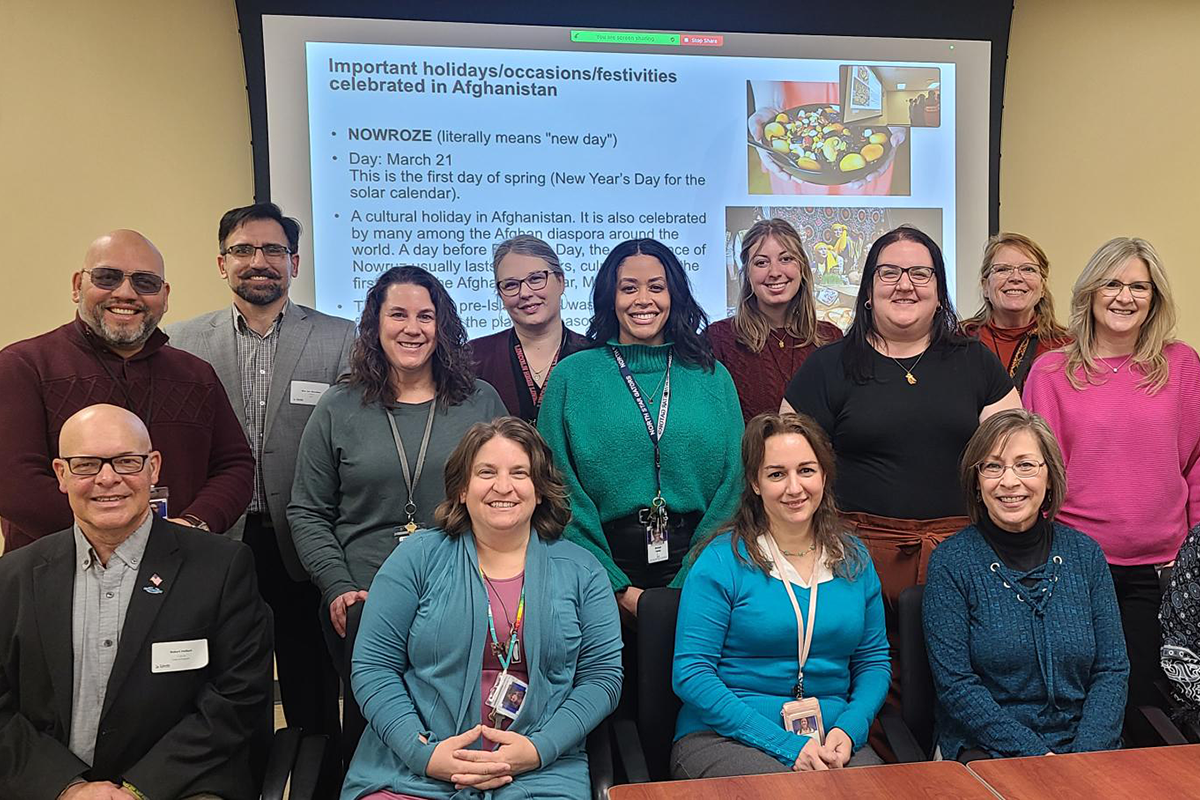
[724,206,943,328]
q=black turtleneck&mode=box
[978,513,1052,586]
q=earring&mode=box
[864,299,873,310]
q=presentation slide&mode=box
[262,18,991,334]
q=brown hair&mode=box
[732,219,831,352]
[963,232,1069,342]
[719,412,865,580]
[434,417,572,539]
[959,409,1068,525]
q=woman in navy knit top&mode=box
[671,413,890,778]
[923,409,1128,760]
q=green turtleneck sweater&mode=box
[537,342,744,591]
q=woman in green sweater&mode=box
[537,238,744,620]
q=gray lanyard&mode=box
[385,401,436,537]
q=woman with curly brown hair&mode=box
[288,266,505,662]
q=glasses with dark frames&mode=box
[60,454,151,476]
[222,244,293,263]
[875,265,935,285]
[496,270,557,297]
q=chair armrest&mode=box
[1134,705,1187,746]
[612,716,650,783]
[261,727,302,800]
[588,716,615,800]
[879,712,927,763]
[287,734,330,800]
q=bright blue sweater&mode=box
[672,533,890,765]
[923,523,1128,759]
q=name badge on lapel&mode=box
[290,380,331,406]
[151,639,209,673]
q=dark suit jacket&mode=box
[166,302,355,579]
[0,516,274,800]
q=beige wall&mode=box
[2,0,1197,346]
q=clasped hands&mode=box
[793,727,854,771]
[426,724,541,791]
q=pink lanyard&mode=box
[765,535,821,700]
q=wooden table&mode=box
[967,744,1200,798]
[608,761,999,799]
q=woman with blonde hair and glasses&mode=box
[707,219,841,422]
[960,232,1072,392]
[1025,236,1200,709]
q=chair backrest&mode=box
[636,587,683,782]
[342,602,368,768]
[897,584,935,757]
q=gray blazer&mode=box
[166,303,355,579]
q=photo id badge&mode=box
[487,673,529,721]
[782,698,824,745]
[149,485,169,518]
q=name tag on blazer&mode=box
[151,639,209,673]
[290,380,331,406]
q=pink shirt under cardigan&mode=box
[1024,341,1200,566]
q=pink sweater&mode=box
[1024,341,1200,565]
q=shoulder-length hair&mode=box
[715,412,866,580]
[1060,237,1177,393]
[343,266,476,408]
[434,417,572,539]
[960,409,1068,525]
[842,226,964,383]
[584,238,715,371]
[732,218,833,352]
[962,232,1069,342]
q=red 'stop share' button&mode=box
[681,34,724,46]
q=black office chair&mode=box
[879,584,935,762]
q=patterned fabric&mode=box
[232,304,285,512]
[1161,522,1200,720]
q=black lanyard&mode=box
[610,347,672,497]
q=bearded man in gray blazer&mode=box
[167,203,353,797]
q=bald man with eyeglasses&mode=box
[0,230,255,551]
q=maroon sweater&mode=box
[706,318,843,422]
[0,318,255,549]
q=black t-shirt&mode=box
[784,338,1013,519]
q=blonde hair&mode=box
[963,232,1068,341]
[1060,237,1176,393]
[732,219,832,352]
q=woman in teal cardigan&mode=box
[342,418,622,800]
[672,413,890,778]
[537,238,744,620]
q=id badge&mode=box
[487,674,529,721]
[782,698,824,745]
[646,526,668,564]
[149,485,170,518]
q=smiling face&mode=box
[870,239,939,341]
[495,252,564,330]
[755,432,826,534]
[218,218,299,306]
[379,282,438,383]
[748,235,804,318]
[984,244,1044,326]
[461,435,539,538]
[979,429,1048,533]
[1091,256,1153,347]
[614,253,671,345]
[73,231,170,357]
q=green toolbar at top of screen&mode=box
[570,30,680,46]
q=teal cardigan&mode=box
[341,529,623,800]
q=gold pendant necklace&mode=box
[889,349,928,385]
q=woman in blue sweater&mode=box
[342,417,622,800]
[671,413,891,778]
[924,409,1128,760]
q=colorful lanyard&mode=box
[513,335,562,410]
[610,347,672,501]
[480,566,526,673]
[764,534,821,700]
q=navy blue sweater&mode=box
[923,523,1128,758]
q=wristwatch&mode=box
[179,514,211,531]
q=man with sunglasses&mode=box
[0,403,273,800]
[167,203,353,796]
[0,230,255,552]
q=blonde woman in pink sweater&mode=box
[1025,237,1200,710]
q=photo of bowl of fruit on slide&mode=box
[753,104,892,186]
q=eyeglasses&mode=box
[1099,279,1153,298]
[989,263,1041,279]
[876,265,935,285]
[81,268,165,295]
[976,460,1045,479]
[496,270,557,297]
[222,243,292,263]
[60,454,151,476]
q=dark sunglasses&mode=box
[82,267,165,295]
